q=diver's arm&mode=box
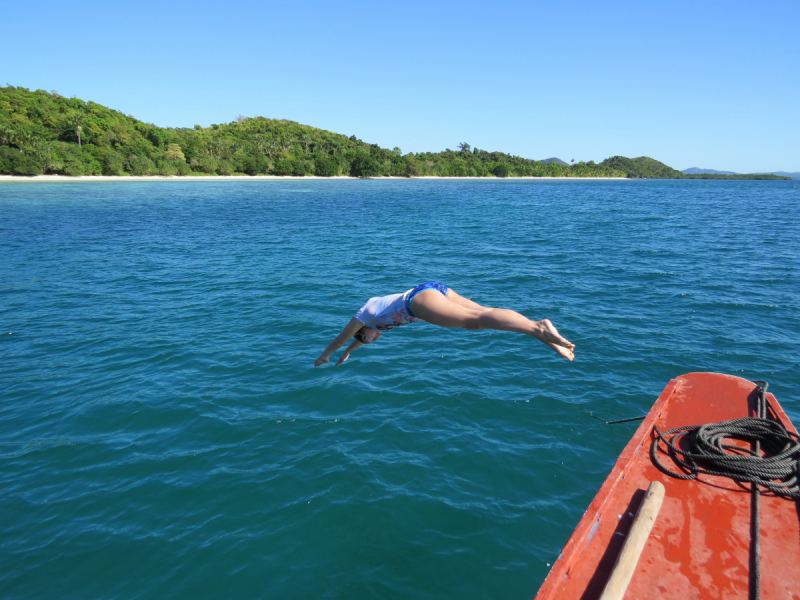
[315,318,364,367]
[335,339,363,366]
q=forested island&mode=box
[0,86,790,180]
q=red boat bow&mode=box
[534,372,800,600]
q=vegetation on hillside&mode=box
[0,86,789,180]
[600,156,684,178]
[0,86,624,178]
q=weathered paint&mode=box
[534,373,800,600]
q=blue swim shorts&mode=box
[405,282,449,318]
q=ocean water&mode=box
[1,178,798,599]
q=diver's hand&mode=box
[335,352,350,366]
[314,355,330,367]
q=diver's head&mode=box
[354,327,381,344]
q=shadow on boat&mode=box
[578,489,646,600]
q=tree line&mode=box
[0,86,789,180]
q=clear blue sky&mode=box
[4,0,798,172]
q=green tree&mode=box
[157,160,178,176]
[349,153,382,177]
[147,128,169,148]
[104,151,125,175]
[313,154,339,176]
[492,163,509,177]
[126,154,154,175]
[165,143,185,161]
[194,156,218,174]
[217,160,234,176]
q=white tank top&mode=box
[353,290,421,331]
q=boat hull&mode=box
[534,372,800,600]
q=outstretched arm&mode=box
[335,338,364,366]
[315,318,364,367]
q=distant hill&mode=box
[684,167,798,180]
[0,85,790,180]
[683,167,738,175]
[540,157,570,166]
[757,171,800,180]
[0,85,627,178]
[684,167,799,180]
[601,156,684,178]
[597,157,788,180]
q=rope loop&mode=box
[650,384,800,499]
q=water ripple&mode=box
[1,179,798,599]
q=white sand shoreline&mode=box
[0,175,631,183]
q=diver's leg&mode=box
[411,290,575,360]
[445,289,493,312]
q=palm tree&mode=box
[208,140,223,158]
[0,125,15,147]
[65,113,83,147]
[17,130,36,149]
[32,145,53,174]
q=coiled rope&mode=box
[650,381,800,496]
[650,381,800,600]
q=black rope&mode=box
[650,382,800,498]
[650,382,800,600]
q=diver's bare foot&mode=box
[538,319,575,360]
[546,340,574,361]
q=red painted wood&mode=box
[534,373,800,600]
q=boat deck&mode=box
[534,372,800,599]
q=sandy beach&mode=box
[0,175,631,183]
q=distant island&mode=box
[683,167,738,176]
[0,86,791,180]
[683,167,799,180]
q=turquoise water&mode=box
[1,179,799,599]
